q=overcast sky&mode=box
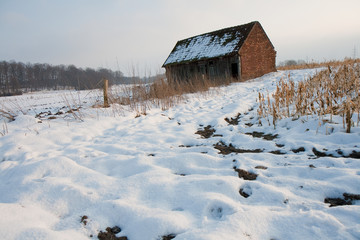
[1,0,359,76]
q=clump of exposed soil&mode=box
[349,151,360,159]
[324,198,352,207]
[269,150,286,155]
[35,107,81,120]
[312,148,334,158]
[98,226,127,240]
[324,193,360,207]
[162,234,177,240]
[35,111,53,119]
[224,113,241,125]
[239,188,250,198]
[178,144,193,148]
[291,147,305,153]
[313,148,360,159]
[80,215,88,225]
[174,173,186,176]
[195,125,216,138]
[343,193,360,201]
[255,165,268,170]
[235,168,258,181]
[214,141,263,155]
[245,131,278,141]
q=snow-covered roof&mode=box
[163,21,257,66]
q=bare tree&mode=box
[0,60,125,95]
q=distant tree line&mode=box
[0,60,142,96]
[277,59,307,67]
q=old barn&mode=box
[163,21,276,81]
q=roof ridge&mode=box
[177,21,258,43]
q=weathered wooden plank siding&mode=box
[165,57,235,81]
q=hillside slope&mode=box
[0,69,359,240]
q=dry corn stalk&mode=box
[257,59,360,133]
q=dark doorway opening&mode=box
[231,63,239,78]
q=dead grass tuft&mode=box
[258,59,360,133]
[277,58,360,71]
[108,75,235,115]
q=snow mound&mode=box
[0,69,359,239]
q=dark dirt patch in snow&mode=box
[324,197,352,207]
[35,111,53,119]
[269,150,286,155]
[245,131,278,141]
[235,168,258,181]
[35,107,81,120]
[195,125,216,138]
[213,134,223,137]
[98,226,127,240]
[224,113,241,125]
[174,173,186,176]
[161,234,177,240]
[239,188,250,198]
[344,193,360,200]
[312,148,360,159]
[324,193,360,207]
[214,141,263,155]
[178,144,193,148]
[255,165,268,170]
[178,144,204,148]
[348,151,360,159]
[80,215,88,225]
[245,122,254,127]
[291,147,306,153]
[312,148,335,158]
[214,141,284,155]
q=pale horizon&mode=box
[1,0,359,76]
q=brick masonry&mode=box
[239,22,277,80]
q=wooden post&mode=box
[103,79,109,108]
[346,101,352,133]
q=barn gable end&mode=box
[239,22,277,80]
[163,21,276,82]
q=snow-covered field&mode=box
[0,69,359,240]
